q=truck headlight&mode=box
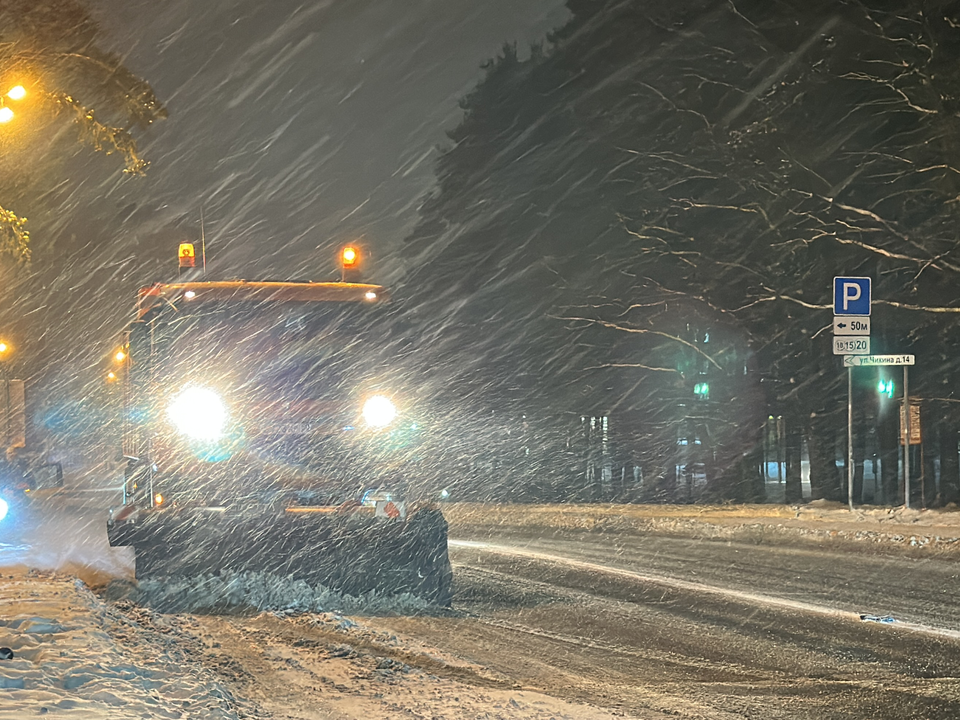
[168,387,228,441]
[362,395,397,428]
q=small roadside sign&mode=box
[900,401,921,445]
[833,277,871,315]
[833,317,870,335]
[833,336,870,355]
[842,354,915,367]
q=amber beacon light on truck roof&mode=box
[174,242,362,281]
[178,243,196,268]
[340,245,362,282]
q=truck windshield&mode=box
[148,301,399,403]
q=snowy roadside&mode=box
[0,568,640,720]
[0,569,242,719]
[189,609,642,720]
[444,500,960,556]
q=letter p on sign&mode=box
[833,277,871,316]
[843,283,860,308]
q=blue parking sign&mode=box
[833,277,871,315]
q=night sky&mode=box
[86,0,569,280]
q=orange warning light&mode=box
[178,243,196,268]
[341,246,359,268]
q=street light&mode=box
[0,340,11,382]
[0,83,28,124]
[114,349,126,363]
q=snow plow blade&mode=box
[108,506,453,606]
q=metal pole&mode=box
[847,366,854,511]
[201,206,207,276]
[2,379,8,449]
[904,365,910,508]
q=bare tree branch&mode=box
[556,315,724,370]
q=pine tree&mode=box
[0,0,166,259]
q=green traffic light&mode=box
[877,379,894,398]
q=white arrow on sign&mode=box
[833,316,870,335]
[843,354,915,367]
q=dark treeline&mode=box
[401,0,960,504]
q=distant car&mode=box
[360,488,396,507]
[0,460,28,526]
[0,457,62,525]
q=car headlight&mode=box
[0,497,8,522]
[167,387,228,441]
[362,395,397,428]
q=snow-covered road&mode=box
[5,495,960,719]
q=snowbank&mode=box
[444,501,960,556]
[0,569,240,719]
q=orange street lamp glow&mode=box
[6,86,25,101]
[0,342,7,354]
[107,371,117,382]
[115,349,126,363]
[0,108,13,124]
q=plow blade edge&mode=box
[109,506,453,606]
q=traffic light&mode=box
[694,382,709,398]
[877,378,894,399]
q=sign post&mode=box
[832,281,919,509]
[847,368,853,511]
[841,355,917,506]
[833,277,871,512]
[904,366,910,508]
[900,394,921,506]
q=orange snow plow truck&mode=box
[107,246,452,605]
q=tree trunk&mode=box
[806,415,841,501]
[918,402,940,508]
[877,407,899,505]
[922,440,937,508]
[853,429,865,505]
[784,416,803,503]
[747,444,766,502]
[921,405,938,508]
[716,448,763,502]
[939,421,960,505]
